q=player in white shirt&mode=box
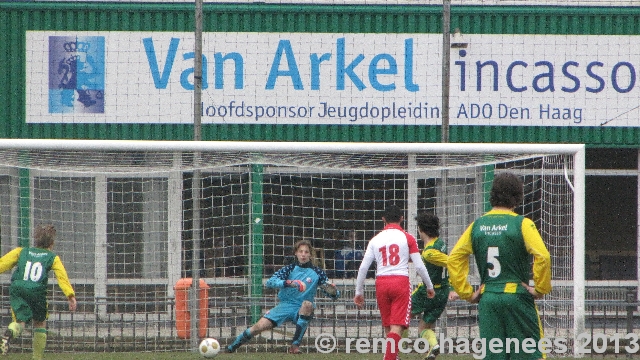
[353,204,435,360]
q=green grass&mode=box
[0,354,476,360]
[2,353,623,360]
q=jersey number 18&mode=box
[378,244,400,266]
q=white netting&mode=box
[0,141,583,354]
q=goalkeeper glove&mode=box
[322,283,340,300]
[285,280,306,292]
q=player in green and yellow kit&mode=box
[448,172,552,360]
[407,213,454,360]
[0,224,77,359]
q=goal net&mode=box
[0,139,584,355]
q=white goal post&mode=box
[0,139,584,354]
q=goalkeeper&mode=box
[226,239,340,354]
[0,224,77,359]
[406,212,455,360]
[448,172,552,360]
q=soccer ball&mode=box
[199,338,220,358]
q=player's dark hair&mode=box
[383,204,404,223]
[34,224,56,249]
[489,172,524,208]
[416,212,440,238]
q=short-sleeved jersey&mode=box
[265,261,330,305]
[471,213,531,292]
[363,223,420,277]
[422,237,448,286]
[11,247,57,289]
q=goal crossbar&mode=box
[0,139,584,155]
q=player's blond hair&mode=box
[34,224,56,249]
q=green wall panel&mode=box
[2,2,640,145]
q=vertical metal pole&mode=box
[250,165,264,323]
[407,155,418,286]
[440,0,451,338]
[573,146,586,356]
[637,149,640,301]
[626,288,635,333]
[18,167,30,248]
[190,0,203,351]
[627,288,635,359]
[441,0,451,144]
[194,0,203,144]
[190,170,202,349]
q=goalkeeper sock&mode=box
[228,328,252,351]
[292,315,311,346]
[32,328,47,360]
[420,328,438,348]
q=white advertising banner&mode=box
[26,31,640,127]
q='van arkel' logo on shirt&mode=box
[479,224,507,235]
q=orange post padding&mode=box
[174,278,209,339]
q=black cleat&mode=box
[425,344,440,360]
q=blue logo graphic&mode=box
[49,36,105,113]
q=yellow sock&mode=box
[420,329,438,347]
[32,328,47,360]
[8,322,22,338]
[401,329,409,338]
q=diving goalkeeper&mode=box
[226,239,340,354]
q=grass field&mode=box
[2,352,625,360]
[2,354,470,360]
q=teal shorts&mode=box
[10,283,48,323]
[411,283,448,324]
[264,302,309,327]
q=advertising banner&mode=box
[27,31,640,127]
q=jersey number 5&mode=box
[378,244,400,266]
[23,261,44,282]
[487,247,501,278]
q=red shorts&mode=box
[375,275,412,327]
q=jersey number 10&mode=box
[23,261,44,282]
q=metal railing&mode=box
[0,286,637,356]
